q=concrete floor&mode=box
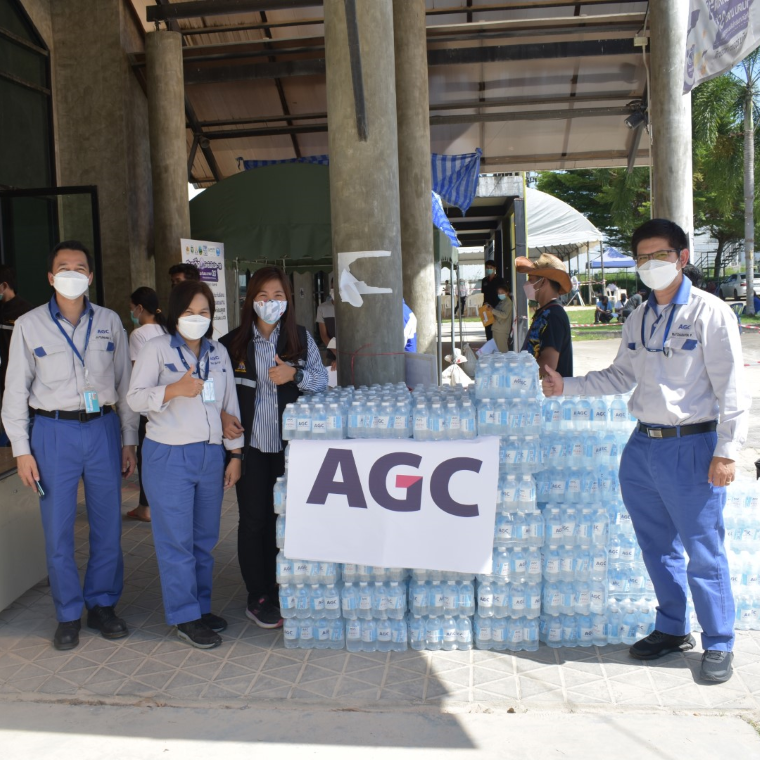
[2,332,760,756]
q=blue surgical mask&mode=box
[486,268,495,276]
[498,294,507,301]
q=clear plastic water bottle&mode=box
[279,583,297,619]
[283,619,299,649]
[372,582,389,619]
[348,401,364,439]
[478,580,494,617]
[429,581,444,617]
[311,403,327,438]
[523,619,539,652]
[299,620,314,649]
[457,617,474,651]
[474,615,493,650]
[341,582,358,619]
[426,617,443,651]
[295,402,312,440]
[387,581,406,619]
[493,581,508,618]
[309,584,325,616]
[314,618,330,650]
[273,476,287,514]
[376,618,392,652]
[329,618,345,649]
[409,615,426,651]
[361,619,378,652]
[346,619,362,652]
[410,580,429,617]
[526,583,542,619]
[275,514,286,549]
[276,551,294,585]
[592,613,607,647]
[326,403,344,440]
[442,617,458,651]
[295,583,310,619]
[459,580,476,617]
[357,582,373,620]
[609,394,629,431]
[282,403,297,441]
[413,400,429,441]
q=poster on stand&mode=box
[285,437,499,573]
[180,238,229,339]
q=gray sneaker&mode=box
[700,650,733,683]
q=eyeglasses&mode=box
[635,249,680,265]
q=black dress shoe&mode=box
[629,630,695,660]
[701,650,734,683]
[86,605,128,639]
[54,620,81,651]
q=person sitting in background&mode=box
[613,293,627,321]
[488,285,513,353]
[621,289,644,323]
[595,295,613,323]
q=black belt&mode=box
[33,406,114,423]
[637,421,717,439]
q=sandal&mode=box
[126,508,151,523]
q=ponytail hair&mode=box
[130,286,166,327]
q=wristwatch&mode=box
[293,368,304,385]
[229,453,243,460]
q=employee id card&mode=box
[202,378,216,404]
[83,369,100,413]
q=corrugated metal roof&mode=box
[131,1,650,185]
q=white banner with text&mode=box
[181,238,229,339]
[285,437,500,573]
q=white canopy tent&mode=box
[451,187,602,263]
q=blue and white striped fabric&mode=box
[431,148,482,213]
[251,323,327,453]
[240,155,330,170]
[432,191,460,247]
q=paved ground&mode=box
[2,332,760,755]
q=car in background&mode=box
[719,272,760,300]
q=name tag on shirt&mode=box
[83,390,100,413]
[202,378,216,404]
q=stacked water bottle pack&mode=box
[724,479,760,631]
[407,572,476,652]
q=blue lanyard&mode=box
[175,346,209,381]
[640,302,679,357]
[49,304,94,368]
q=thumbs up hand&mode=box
[269,353,297,386]
[167,367,205,400]
[541,365,564,397]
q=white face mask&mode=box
[523,278,543,302]
[637,260,680,291]
[254,299,287,325]
[52,271,90,300]
[178,314,211,340]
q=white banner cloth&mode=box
[285,437,500,574]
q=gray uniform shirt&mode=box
[127,332,244,450]
[1,296,138,457]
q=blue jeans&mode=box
[619,429,734,651]
[141,439,225,625]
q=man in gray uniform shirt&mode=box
[1,241,138,651]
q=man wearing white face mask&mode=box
[1,241,138,651]
[542,219,749,683]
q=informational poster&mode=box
[285,437,499,574]
[180,238,229,339]
[684,0,760,93]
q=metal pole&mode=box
[436,290,443,385]
[449,268,456,360]
[456,265,464,353]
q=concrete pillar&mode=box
[393,0,436,358]
[649,0,693,238]
[324,0,405,386]
[146,30,191,309]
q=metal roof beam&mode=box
[446,205,507,219]
[147,1,322,23]
[184,37,636,84]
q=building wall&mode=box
[20,0,155,322]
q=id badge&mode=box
[83,389,100,413]
[202,378,216,404]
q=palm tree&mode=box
[692,51,760,313]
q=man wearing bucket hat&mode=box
[515,253,573,378]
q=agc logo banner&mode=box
[285,437,500,574]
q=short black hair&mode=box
[631,219,689,256]
[0,264,17,292]
[484,259,496,267]
[166,280,215,339]
[547,279,561,293]
[168,263,201,280]
[48,240,94,273]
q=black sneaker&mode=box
[53,620,81,651]
[176,619,222,649]
[246,596,283,629]
[700,650,734,683]
[86,605,128,639]
[629,630,695,660]
[200,612,228,632]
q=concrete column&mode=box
[649,0,693,238]
[146,30,191,309]
[393,0,436,358]
[324,0,405,386]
